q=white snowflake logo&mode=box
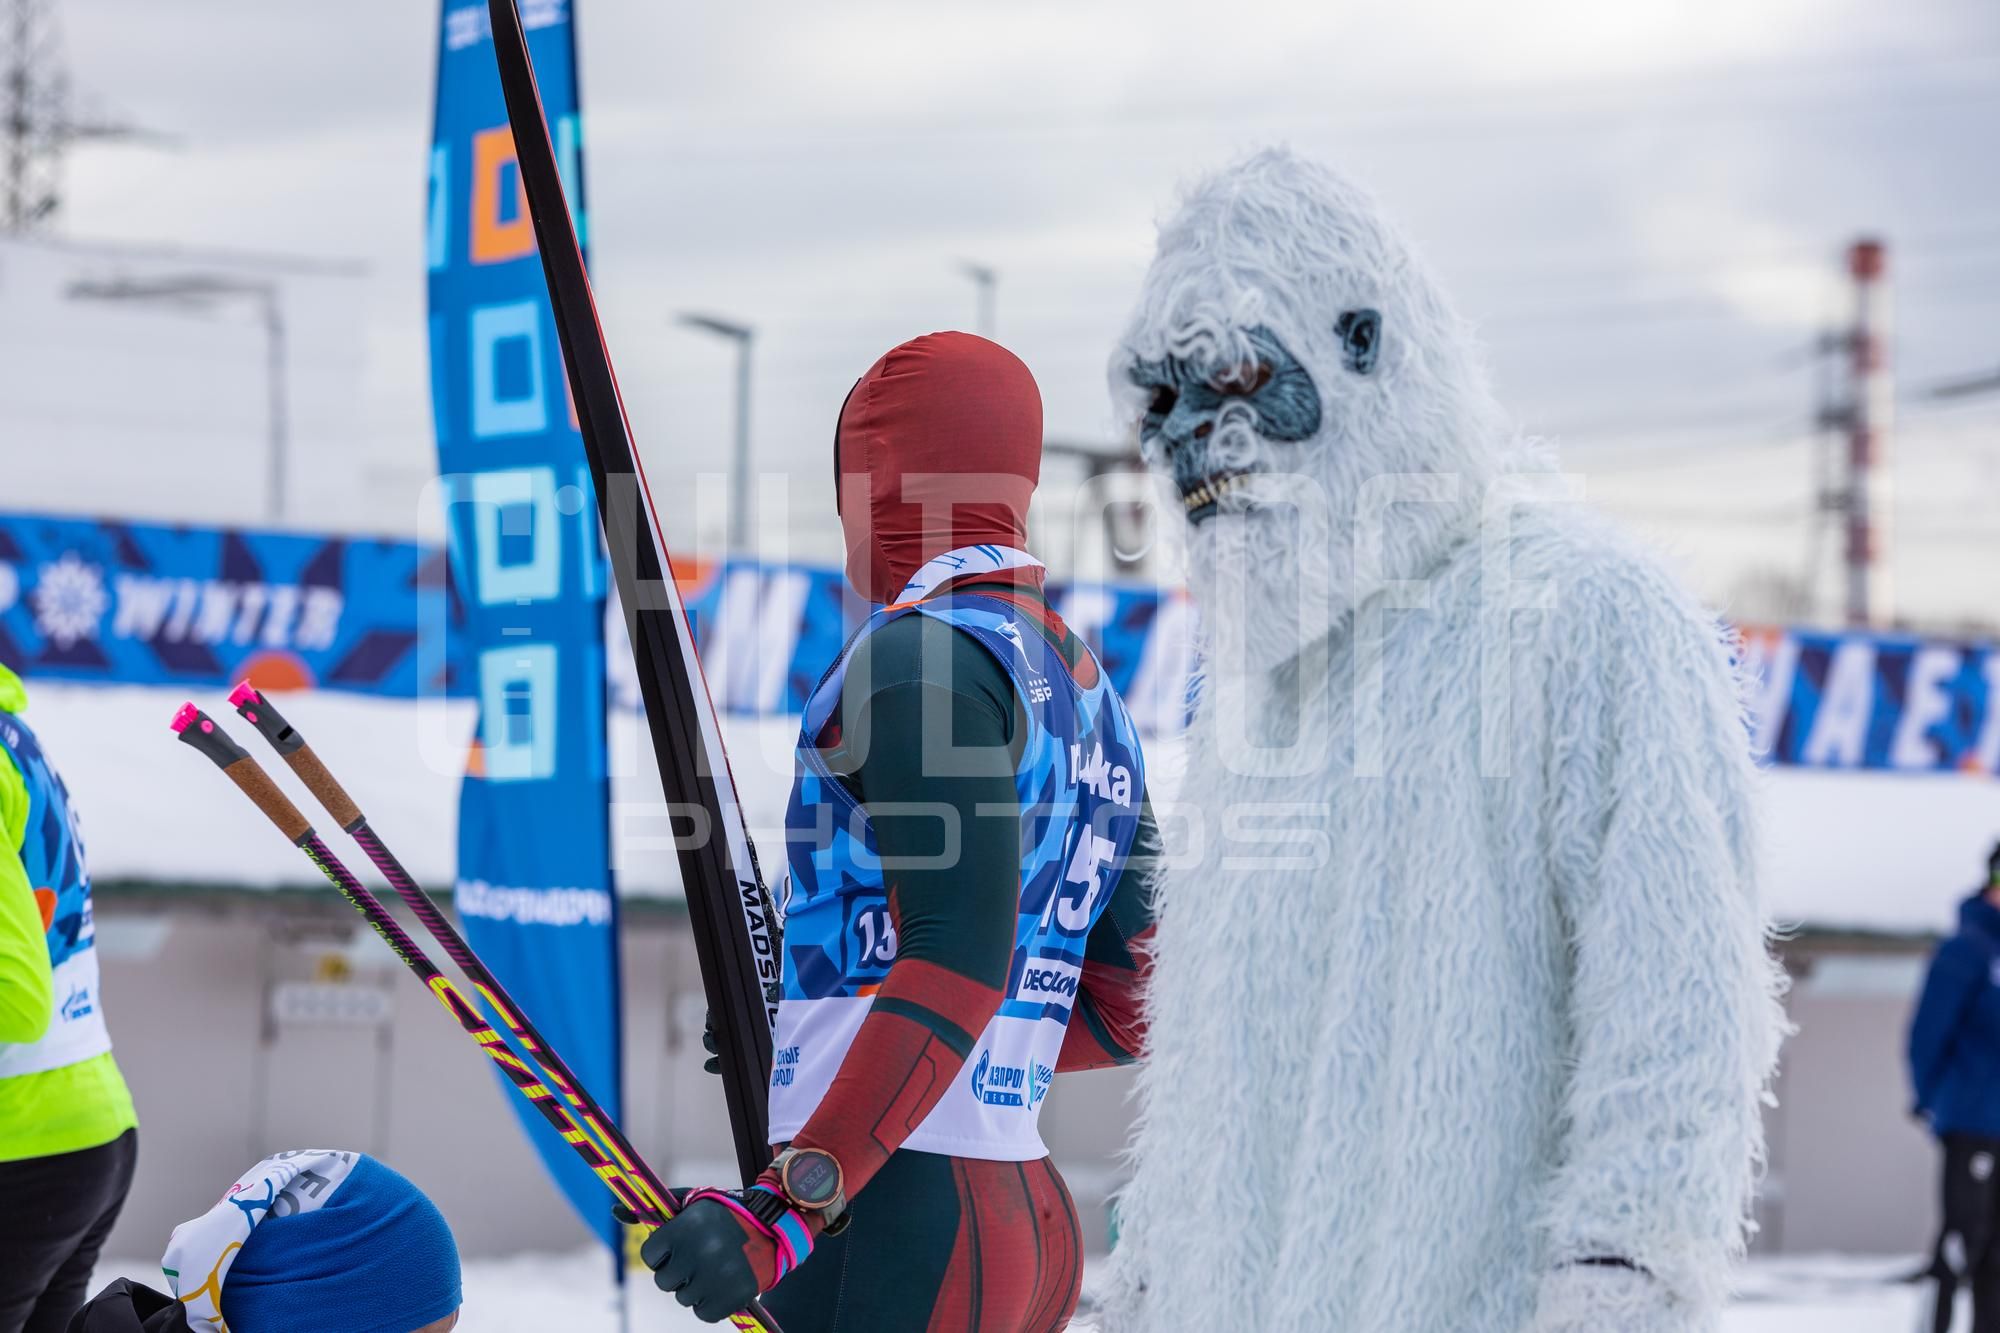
[32,553,108,648]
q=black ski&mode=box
[485,0,781,1189]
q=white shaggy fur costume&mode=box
[1096,150,1786,1333]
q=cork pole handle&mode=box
[172,705,314,844]
[229,682,364,830]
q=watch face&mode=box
[785,1150,842,1208]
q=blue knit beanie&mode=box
[219,1156,461,1333]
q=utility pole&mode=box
[1807,238,1894,628]
[2,0,164,233]
[1804,326,1840,624]
[1842,239,1892,628]
[3,0,59,231]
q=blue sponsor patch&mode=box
[968,1049,1057,1110]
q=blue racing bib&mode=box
[768,591,1145,1159]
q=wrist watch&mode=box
[771,1146,851,1235]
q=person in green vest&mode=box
[0,662,138,1333]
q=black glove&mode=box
[702,1009,721,1076]
[639,1195,778,1324]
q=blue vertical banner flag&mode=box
[428,0,622,1250]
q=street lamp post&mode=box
[956,261,997,339]
[259,291,289,525]
[66,273,289,523]
[675,312,755,555]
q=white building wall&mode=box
[92,891,1946,1264]
[91,894,1134,1262]
[1765,950,1939,1256]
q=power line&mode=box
[1924,367,2000,401]
[1892,525,2000,547]
[1540,400,1811,443]
[1597,495,1999,536]
[1464,246,2000,332]
[1608,500,1811,526]
[1557,432,1807,473]
[1456,220,2000,294]
[19,233,368,277]
[1905,391,2000,418]
[1553,389,2000,472]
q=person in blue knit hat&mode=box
[67,1149,460,1333]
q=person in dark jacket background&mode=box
[1910,841,2000,1333]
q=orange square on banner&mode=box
[471,127,536,265]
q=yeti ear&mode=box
[1333,309,1381,375]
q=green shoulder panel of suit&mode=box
[0,708,51,1048]
[0,663,138,1162]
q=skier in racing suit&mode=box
[639,331,1161,1331]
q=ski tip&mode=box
[228,680,260,710]
[170,702,200,734]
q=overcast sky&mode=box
[42,0,2000,624]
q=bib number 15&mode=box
[854,905,898,967]
[1042,826,1117,936]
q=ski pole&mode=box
[170,704,665,1220]
[170,704,785,1333]
[226,680,677,1227]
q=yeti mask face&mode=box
[1127,311,1383,525]
[1128,325,1319,524]
[1113,149,1518,674]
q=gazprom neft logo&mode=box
[968,1050,1057,1110]
[61,984,94,1022]
[1014,957,1082,1010]
[444,0,567,49]
[969,1050,1022,1107]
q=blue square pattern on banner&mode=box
[469,469,560,606]
[498,501,536,568]
[470,301,548,439]
[428,1,623,1253]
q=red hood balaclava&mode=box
[835,331,1043,603]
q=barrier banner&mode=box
[0,511,454,695]
[429,0,622,1251]
[658,561,1200,736]
[1744,625,2000,776]
[5,510,1997,782]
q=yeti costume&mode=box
[1096,150,1786,1333]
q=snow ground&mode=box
[91,1250,1935,1331]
